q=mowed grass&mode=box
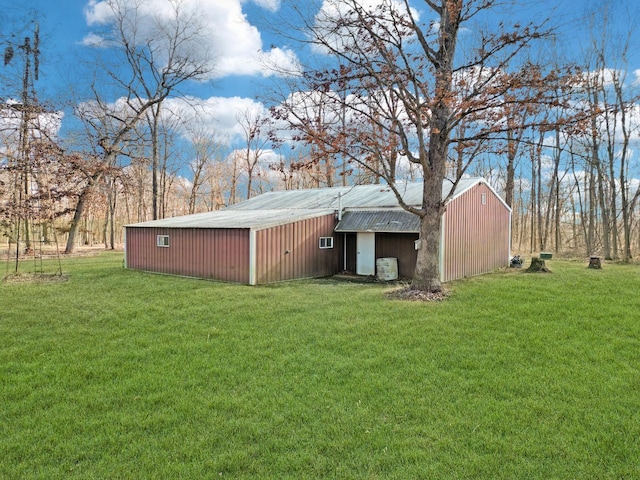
[1,253,639,479]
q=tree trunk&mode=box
[409,0,457,293]
[504,123,519,209]
[587,165,597,256]
[608,179,619,259]
[570,182,578,251]
[65,183,94,254]
[529,145,537,253]
[246,146,254,200]
[109,183,116,250]
[588,256,602,269]
[229,156,238,206]
[411,164,445,293]
[614,77,632,261]
[102,191,109,249]
[536,142,543,251]
[151,105,160,220]
[526,256,550,273]
[65,152,111,254]
[413,208,443,292]
[554,174,562,252]
[596,164,612,259]
[543,128,561,252]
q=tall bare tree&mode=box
[65,0,214,252]
[275,0,556,292]
[236,108,271,199]
[566,0,640,260]
[184,126,225,214]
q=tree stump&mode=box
[526,256,551,273]
[588,256,602,269]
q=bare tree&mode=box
[611,70,640,261]
[566,0,640,260]
[65,0,214,251]
[107,0,214,219]
[236,108,272,199]
[184,126,225,214]
[274,0,555,292]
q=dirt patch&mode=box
[0,245,122,260]
[2,273,69,284]
[385,285,450,302]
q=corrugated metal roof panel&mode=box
[126,209,335,230]
[125,178,500,231]
[227,184,398,210]
[228,178,484,211]
[335,210,421,233]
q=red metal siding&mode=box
[254,214,339,284]
[442,184,510,282]
[125,227,250,283]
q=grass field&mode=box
[2,252,639,479]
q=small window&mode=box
[157,235,170,247]
[319,237,334,249]
[481,193,487,205]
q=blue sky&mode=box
[3,0,640,157]
[4,0,302,144]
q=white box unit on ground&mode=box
[376,257,398,281]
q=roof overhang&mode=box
[125,208,336,230]
[335,209,420,233]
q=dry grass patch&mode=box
[384,283,450,301]
[2,272,69,284]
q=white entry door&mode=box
[356,232,376,276]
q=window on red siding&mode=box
[157,235,170,247]
[319,237,334,249]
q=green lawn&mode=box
[2,253,639,479]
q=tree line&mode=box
[1,0,639,290]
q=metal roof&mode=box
[126,208,335,230]
[125,177,505,230]
[335,209,421,233]
[227,177,484,211]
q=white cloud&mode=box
[163,96,269,145]
[312,0,418,55]
[0,100,63,148]
[258,47,302,77]
[76,93,274,151]
[579,68,620,88]
[245,0,281,11]
[84,0,116,25]
[83,0,301,79]
[80,32,108,47]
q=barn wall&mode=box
[125,227,250,283]
[442,183,510,282]
[254,213,339,284]
[376,233,419,279]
